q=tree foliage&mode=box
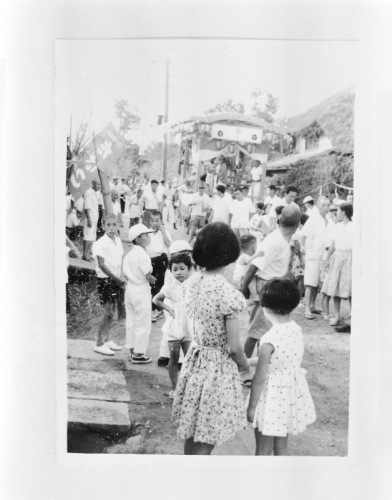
[205,98,245,115]
[115,99,141,137]
[250,89,279,123]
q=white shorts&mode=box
[83,220,98,241]
[304,258,322,288]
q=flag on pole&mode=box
[67,122,126,201]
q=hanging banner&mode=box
[194,135,269,163]
[67,122,126,201]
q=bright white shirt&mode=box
[300,211,331,259]
[112,200,121,215]
[251,165,263,181]
[252,229,291,280]
[305,205,317,218]
[331,221,353,251]
[122,245,152,285]
[93,233,124,279]
[211,195,231,223]
[128,194,143,218]
[146,230,172,258]
[66,210,80,228]
[190,193,212,217]
[230,198,254,228]
[142,189,162,210]
[264,194,282,208]
[84,188,99,222]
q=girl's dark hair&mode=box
[150,210,162,220]
[275,205,284,216]
[169,253,192,270]
[256,202,264,210]
[260,278,300,315]
[340,202,353,221]
[192,222,240,269]
[240,234,256,249]
[300,213,309,225]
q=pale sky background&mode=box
[57,39,359,152]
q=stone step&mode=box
[68,369,130,402]
[68,398,130,433]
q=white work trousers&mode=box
[125,282,152,354]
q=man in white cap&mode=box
[122,224,156,363]
[303,195,316,217]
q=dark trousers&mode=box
[120,197,125,214]
[151,253,168,310]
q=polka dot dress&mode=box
[252,322,316,436]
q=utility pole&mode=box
[162,57,169,181]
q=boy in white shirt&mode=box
[147,211,172,321]
[122,224,156,364]
[92,214,126,356]
[229,186,255,239]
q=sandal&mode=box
[329,318,340,326]
[305,313,315,320]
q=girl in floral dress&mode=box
[247,279,316,455]
[172,222,249,455]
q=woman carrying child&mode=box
[247,279,316,455]
[153,253,193,399]
[172,222,249,455]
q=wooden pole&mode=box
[93,133,113,214]
[162,57,169,181]
[260,163,267,202]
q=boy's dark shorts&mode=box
[97,278,124,305]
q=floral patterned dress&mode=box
[172,272,247,446]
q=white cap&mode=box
[169,240,192,254]
[303,195,314,204]
[128,223,154,242]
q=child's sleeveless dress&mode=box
[172,273,247,445]
[251,321,316,436]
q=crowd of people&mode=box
[66,168,353,455]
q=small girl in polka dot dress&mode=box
[247,278,316,455]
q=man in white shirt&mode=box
[128,188,144,227]
[264,184,281,208]
[241,204,301,360]
[118,178,130,214]
[83,179,101,261]
[300,196,331,319]
[142,179,163,227]
[250,160,263,201]
[111,190,123,229]
[269,185,299,222]
[210,184,231,224]
[229,186,255,239]
[188,183,212,243]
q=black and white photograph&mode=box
[59,38,358,456]
[3,1,392,499]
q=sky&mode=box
[56,39,359,152]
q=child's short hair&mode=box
[239,234,256,250]
[260,278,300,315]
[256,202,264,210]
[169,253,192,270]
[300,213,309,226]
[340,202,353,220]
[275,205,284,217]
[150,210,162,220]
[192,222,240,269]
[104,213,118,224]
